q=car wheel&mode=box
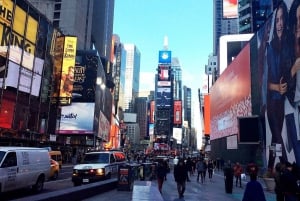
[33,176,44,193]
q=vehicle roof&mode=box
[0,147,49,152]
[86,150,124,154]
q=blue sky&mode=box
[113,0,213,96]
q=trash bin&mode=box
[140,162,153,181]
[118,164,136,191]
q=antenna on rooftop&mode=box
[163,36,168,50]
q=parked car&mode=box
[0,147,50,194]
[49,159,60,180]
[72,150,126,186]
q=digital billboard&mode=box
[173,100,182,125]
[158,64,170,81]
[58,103,94,134]
[210,43,251,140]
[158,50,171,63]
[156,87,171,108]
[150,100,155,124]
[72,51,98,102]
[0,0,37,70]
[223,0,238,19]
[0,99,14,129]
[52,36,77,105]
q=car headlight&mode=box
[96,168,104,176]
[73,169,78,176]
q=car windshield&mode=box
[0,151,5,163]
[81,153,109,164]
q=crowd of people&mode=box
[154,156,300,201]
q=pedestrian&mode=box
[156,160,167,194]
[233,162,243,188]
[174,158,188,199]
[203,159,208,182]
[274,162,285,201]
[186,157,193,181]
[223,160,234,193]
[242,163,266,201]
[207,160,214,181]
[196,158,206,183]
[281,161,298,201]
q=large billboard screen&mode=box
[52,36,77,105]
[156,87,171,108]
[57,103,94,134]
[173,100,182,125]
[223,0,238,19]
[158,50,171,63]
[210,43,251,140]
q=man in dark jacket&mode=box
[174,158,188,199]
[223,160,234,193]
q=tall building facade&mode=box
[238,0,274,34]
[28,0,115,60]
[213,0,239,56]
[171,57,182,101]
[122,44,141,112]
[183,86,192,129]
[135,97,148,140]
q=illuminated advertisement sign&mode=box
[156,87,171,108]
[0,0,37,70]
[150,100,155,124]
[210,43,251,140]
[158,50,171,63]
[204,95,211,135]
[72,51,98,102]
[158,64,170,81]
[0,99,14,129]
[58,102,94,134]
[223,0,238,19]
[52,36,77,105]
[173,100,182,125]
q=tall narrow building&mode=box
[122,44,141,112]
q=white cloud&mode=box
[139,72,155,91]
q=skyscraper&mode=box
[238,0,274,34]
[171,57,182,101]
[213,0,239,55]
[183,86,192,129]
[122,44,141,112]
[28,0,115,59]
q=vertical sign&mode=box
[173,100,182,125]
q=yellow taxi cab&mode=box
[49,159,60,180]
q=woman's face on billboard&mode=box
[276,7,284,39]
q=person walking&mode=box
[156,160,167,194]
[281,162,298,201]
[223,160,234,194]
[196,158,206,183]
[242,163,266,201]
[207,160,214,181]
[233,162,243,188]
[186,157,192,181]
[274,162,285,201]
[174,158,188,199]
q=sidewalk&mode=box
[84,169,277,201]
[159,170,276,201]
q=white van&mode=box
[0,147,51,193]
